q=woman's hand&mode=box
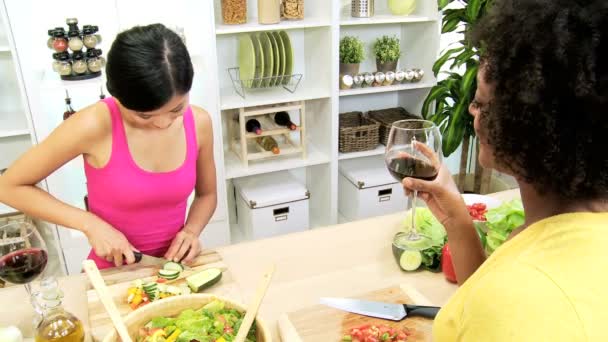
[83,215,137,267]
[164,228,201,264]
[402,143,470,230]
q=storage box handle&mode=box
[378,188,392,202]
[273,207,289,221]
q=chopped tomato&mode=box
[156,277,167,283]
[466,202,487,221]
[224,326,234,334]
[345,324,409,342]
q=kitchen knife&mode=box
[132,252,191,270]
[320,297,440,320]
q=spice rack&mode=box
[228,67,303,99]
[229,101,307,167]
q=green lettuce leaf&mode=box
[149,316,175,328]
[484,199,525,254]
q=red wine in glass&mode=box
[0,248,48,284]
[386,148,438,182]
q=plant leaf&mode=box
[442,99,468,156]
[466,0,483,21]
[432,46,464,75]
[421,85,449,118]
[442,16,462,33]
[438,0,452,10]
[449,49,477,70]
[460,64,478,96]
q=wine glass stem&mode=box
[409,190,420,240]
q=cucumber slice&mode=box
[186,268,223,293]
[142,282,158,291]
[163,261,184,272]
[158,269,180,279]
[399,250,422,271]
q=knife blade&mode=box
[320,297,440,320]
[132,252,191,270]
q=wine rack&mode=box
[229,101,307,167]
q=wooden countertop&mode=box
[0,189,520,341]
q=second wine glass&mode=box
[385,119,442,245]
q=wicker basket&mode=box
[339,111,380,153]
[103,294,272,341]
[367,107,420,145]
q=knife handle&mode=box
[133,251,143,263]
[404,304,440,319]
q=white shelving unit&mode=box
[1,0,441,272]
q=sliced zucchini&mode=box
[399,250,422,271]
[186,268,223,293]
[158,269,180,279]
[166,285,182,295]
[163,261,184,272]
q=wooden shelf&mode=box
[339,80,435,97]
[224,143,329,179]
[0,129,30,139]
[244,115,300,138]
[338,145,385,160]
[216,18,331,35]
[340,14,437,26]
[220,80,330,110]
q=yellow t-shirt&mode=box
[433,212,608,341]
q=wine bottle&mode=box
[246,119,262,135]
[274,111,297,130]
[256,136,280,154]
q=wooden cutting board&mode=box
[278,284,435,342]
[87,250,244,341]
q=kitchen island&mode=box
[0,189,520,341]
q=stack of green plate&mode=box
[238,30,294,89]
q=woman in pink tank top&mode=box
[0,24,217,269]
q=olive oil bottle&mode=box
[34,277,84,342]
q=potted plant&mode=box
[423,0,495,193]
[339,36,365,75]
[373,35,401,73]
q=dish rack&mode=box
[228,101,307,167]
[228,67,303,99]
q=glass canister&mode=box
[86,49,102,73]
[281,0,304,20]
[221,0,247,24]
[34,277,85,342]
[259,0,280,24]
[67,30,83,52]
[71,52,87,74]
[82,25,98,49]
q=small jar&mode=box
[86,49,102,73]
[68,30,83,51]
[52,52,69,72]
[222,0,247,24]
[58,60,72,76]
[384,71,396,86]
[373,72,385,87]
[363,72,375,87]
[72,52,87,74]
[339,74,354,90]
[404,69,415,82]
[52,31,68,53]
[353,74,364,88]
[412,68,424,82]
[395,70,406,83]
[82,26,98,48]
[47,29,56,49]
[281,0,304,20]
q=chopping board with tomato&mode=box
[86,250,244,341]
[278,284,436,342]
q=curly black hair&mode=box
[472,0,608,200]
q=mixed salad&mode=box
[137,300,257,342]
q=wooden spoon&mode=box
[82,260,133,342]
[234,264,275,342]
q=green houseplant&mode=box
[422,0,494,192]
[339,36,365,75]
[373,35,401,72]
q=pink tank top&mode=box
[84,97,198,269]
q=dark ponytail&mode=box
[105,23,193,112]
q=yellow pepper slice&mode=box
[165,328,181,342]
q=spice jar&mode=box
[72,52,87,74]
[404,69,415,82]
[68,30,83,51]
[259,0,280,24]
[222,0,247,24]
[384,71,396,86]
[340,74,354,90]
[395,70,406,83]
[57,55,72,76]
[363,72,374,87]
[52,30,68,52]
[52,52,69,72]
[86,49,102,73]
[373,72,385,86]
[281,0,304,20]
[82,25,99,48]
[412,68,424,82]
[353,74,364,88]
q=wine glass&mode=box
[385,120,442,245]
[0,221,48,303]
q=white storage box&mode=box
[339,157,409,220]
[234,173,310,240]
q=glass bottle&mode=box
[67,30,83,52]
[86,49,102,73]
[34,277,85,342]
[82,26,98,49]
[56,53,72,77]
[63,90,76,121]
[52,31,68,53]
[71,52,87,74]
[256,136,280,154]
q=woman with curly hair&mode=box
[403,0,608,340]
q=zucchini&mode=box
[186,268,223,293]
[163,261,184,272]
[158,269,180,279]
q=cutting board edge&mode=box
[278,313,304,342]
